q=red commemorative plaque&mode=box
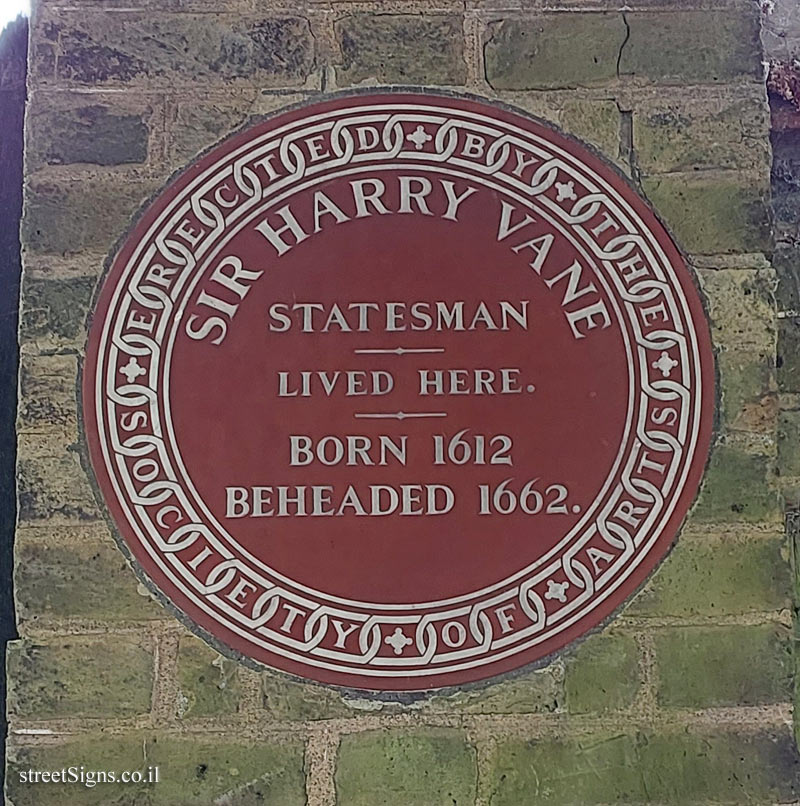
[83,92,714,691]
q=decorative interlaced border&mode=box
[91,100,703,679]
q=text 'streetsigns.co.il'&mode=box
[83,93,715,690]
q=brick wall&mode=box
[8,0,800,803]
[769,7,800,805]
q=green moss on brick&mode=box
[483,729,800,804]
[7,637,153,718]
[643,174,770,254]
[635,94,770,174]
[336,14,465,85]
[6,735,152,805]
[620,10,762,84]
[559,100,621,163]
[484,733,644,804]
[262,672,353,720]
[718,349,776,435]
[425,665,562,714]
[655,624,792,708]
[262,665,562,719]
[148,735,306,805]
[14,539,164,624]
[796,647,800,751]
[779,410,800,476]
[485,15,627,90]
[6,733,306,805]
[176,635,240,718]
[699,268,776,352]
[775,249,800,409]
[626,535,791,617]
[692,446,780,523]
[779,318,800,393]
[336,730,477,806]
[565,633,640,714]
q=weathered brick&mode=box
[779,409,800,476]
[336,730,477,806]
[35,13,315,87]
[26,94,150,169]
[17,434,101,524]
[620,10,762,84]
[19,276,96,353]
[775,248,800,396]
[763,0,800,61]
[169,96,250,165]
[146,735,306,805]
[14,538,164,625]
[779,318,800,393]
[559,100,621,164]
[699,268,776,351]
[774,245,800,313]
[626,535,791,617]
[6,735,155,806]
[18,353,79,436]
[692,445,780,523]
[655,624,793,708]
[780,477,800,511]
[635,93,771,174]
[791,513,800,604]
[261,664,562,719]
[565,633,640,713]
[7,636,153,719]
[483,729,800,804]
[167,92,312,167]
[29,19,57,82]
[642,174,771,254]
[772,129,800,242]
[718,349,777,435]
[490,93,562,125]
[22,179,157,254]
[262,672,354,720]
[485,15,627,90]
[335,15,465,86]
[177,635,240,718]
[423,665,562,715]
[6,733,306,805]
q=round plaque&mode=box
[83,91,714,691]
